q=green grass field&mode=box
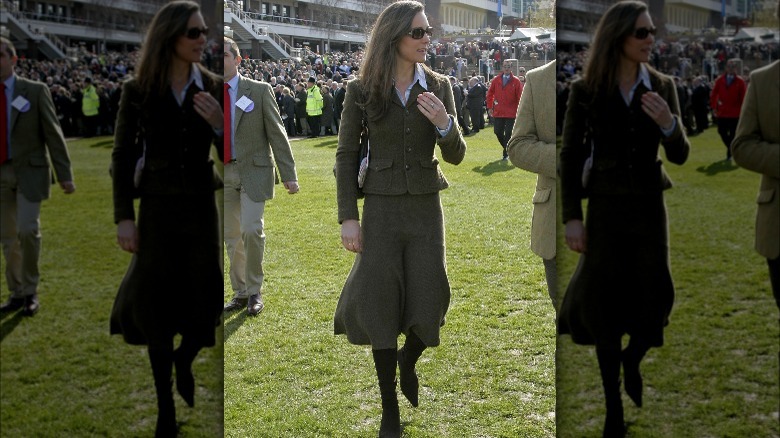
[555,126,780,437]
[223,130,556,437]
[0,136,223,437]
[3,124,773,438]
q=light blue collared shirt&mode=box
[225,73,240,160]
[393,63,452,137]
[174,64,204,106]
[3,75,15,158]
[623,64,676,137]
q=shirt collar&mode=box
[634,63,652,91]
[413,63,428,91]
[3,74,15,90]
[227,72,240,89]
[188,63,204,91]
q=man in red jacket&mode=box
[487,61,523,160]
[710,60,746,160]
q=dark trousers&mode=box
[284,116,296,137]
[469,106,484,130]
[693,107,709,132]
[493,117,515,158]
[769,257,780,310]
[307,115,321,138]
[716,117,739,158]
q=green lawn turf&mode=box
[555,126,780,437]
[223,129,557,437]
[0,136,223,437]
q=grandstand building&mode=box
[224,0,529,60]
[557,0,751,46]
[0,0,220,59]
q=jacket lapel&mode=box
[10,76,28,132]
[235,76,252,128]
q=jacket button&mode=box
[407,147,412,152]
[405,164,410,170]
[406,128,411,134]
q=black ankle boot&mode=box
[398,332,426,408]
[597,348,626,438]
[373,349,401,438]
[173,339,201,408]
[622,339,649,408]
[150,348,177,437]
[378,381,401,438]
[397,348,419,407]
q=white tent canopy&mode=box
[730,27,779,44]
[508,28,556,43]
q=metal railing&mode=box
[224,0,294,55]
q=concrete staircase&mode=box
[1,1,67,59]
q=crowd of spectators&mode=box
[555,37,779,135]
[13,40,221,138]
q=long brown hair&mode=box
[135,1,201,97]
[583,1,649,98]
[359,0,435,119]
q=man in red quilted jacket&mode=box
[486,61,524,161]
[710,60,746,161]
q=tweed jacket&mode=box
[112,65,223,223]
[9,75,73,202]
[732,60,780,259]
[335,68,467,223]
[507,60,557,260]
[560,67,690,223]
[232,75,297,202]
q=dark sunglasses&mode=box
[185,27,209,39]
[407,27,433,39]
[633,26,656,40]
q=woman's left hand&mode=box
[416,92,450,131]
[640,92,674,131]
[193,91,223,130]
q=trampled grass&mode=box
[555,126,780,437]
[0,136,224,437]
[223,129,557,437]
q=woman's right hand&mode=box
[341,219,362,253]
[117,219,139,253]
[565,219,587,253]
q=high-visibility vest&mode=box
[306,86,323,116]
[82,85,100,117]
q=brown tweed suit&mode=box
[334,68,467,349]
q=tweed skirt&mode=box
[110,193,223,348]
[558,193,674,347]
[334,192,450,350]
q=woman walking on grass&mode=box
[558,2,690,436]
[334,1,466,436]
[110,2,223,436]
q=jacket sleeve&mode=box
[436,78,467,165]
[260,83,297,183]
[507,70,556,179]
[732,73,780,178]
[335,80,363,223]
[486,78,496,110]
[559,80,589,223]
[111,80,142,223]
[659,77,690,166]
[38,83,74,183]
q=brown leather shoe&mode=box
[22,294,39,316]
[0,296,25,313]
[247,294,264,316]
[223,297,248,312]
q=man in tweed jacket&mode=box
[223,37,298,316]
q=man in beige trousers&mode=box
[223,37,298,316]
[0,37,75,316]
[507,60,557,307]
